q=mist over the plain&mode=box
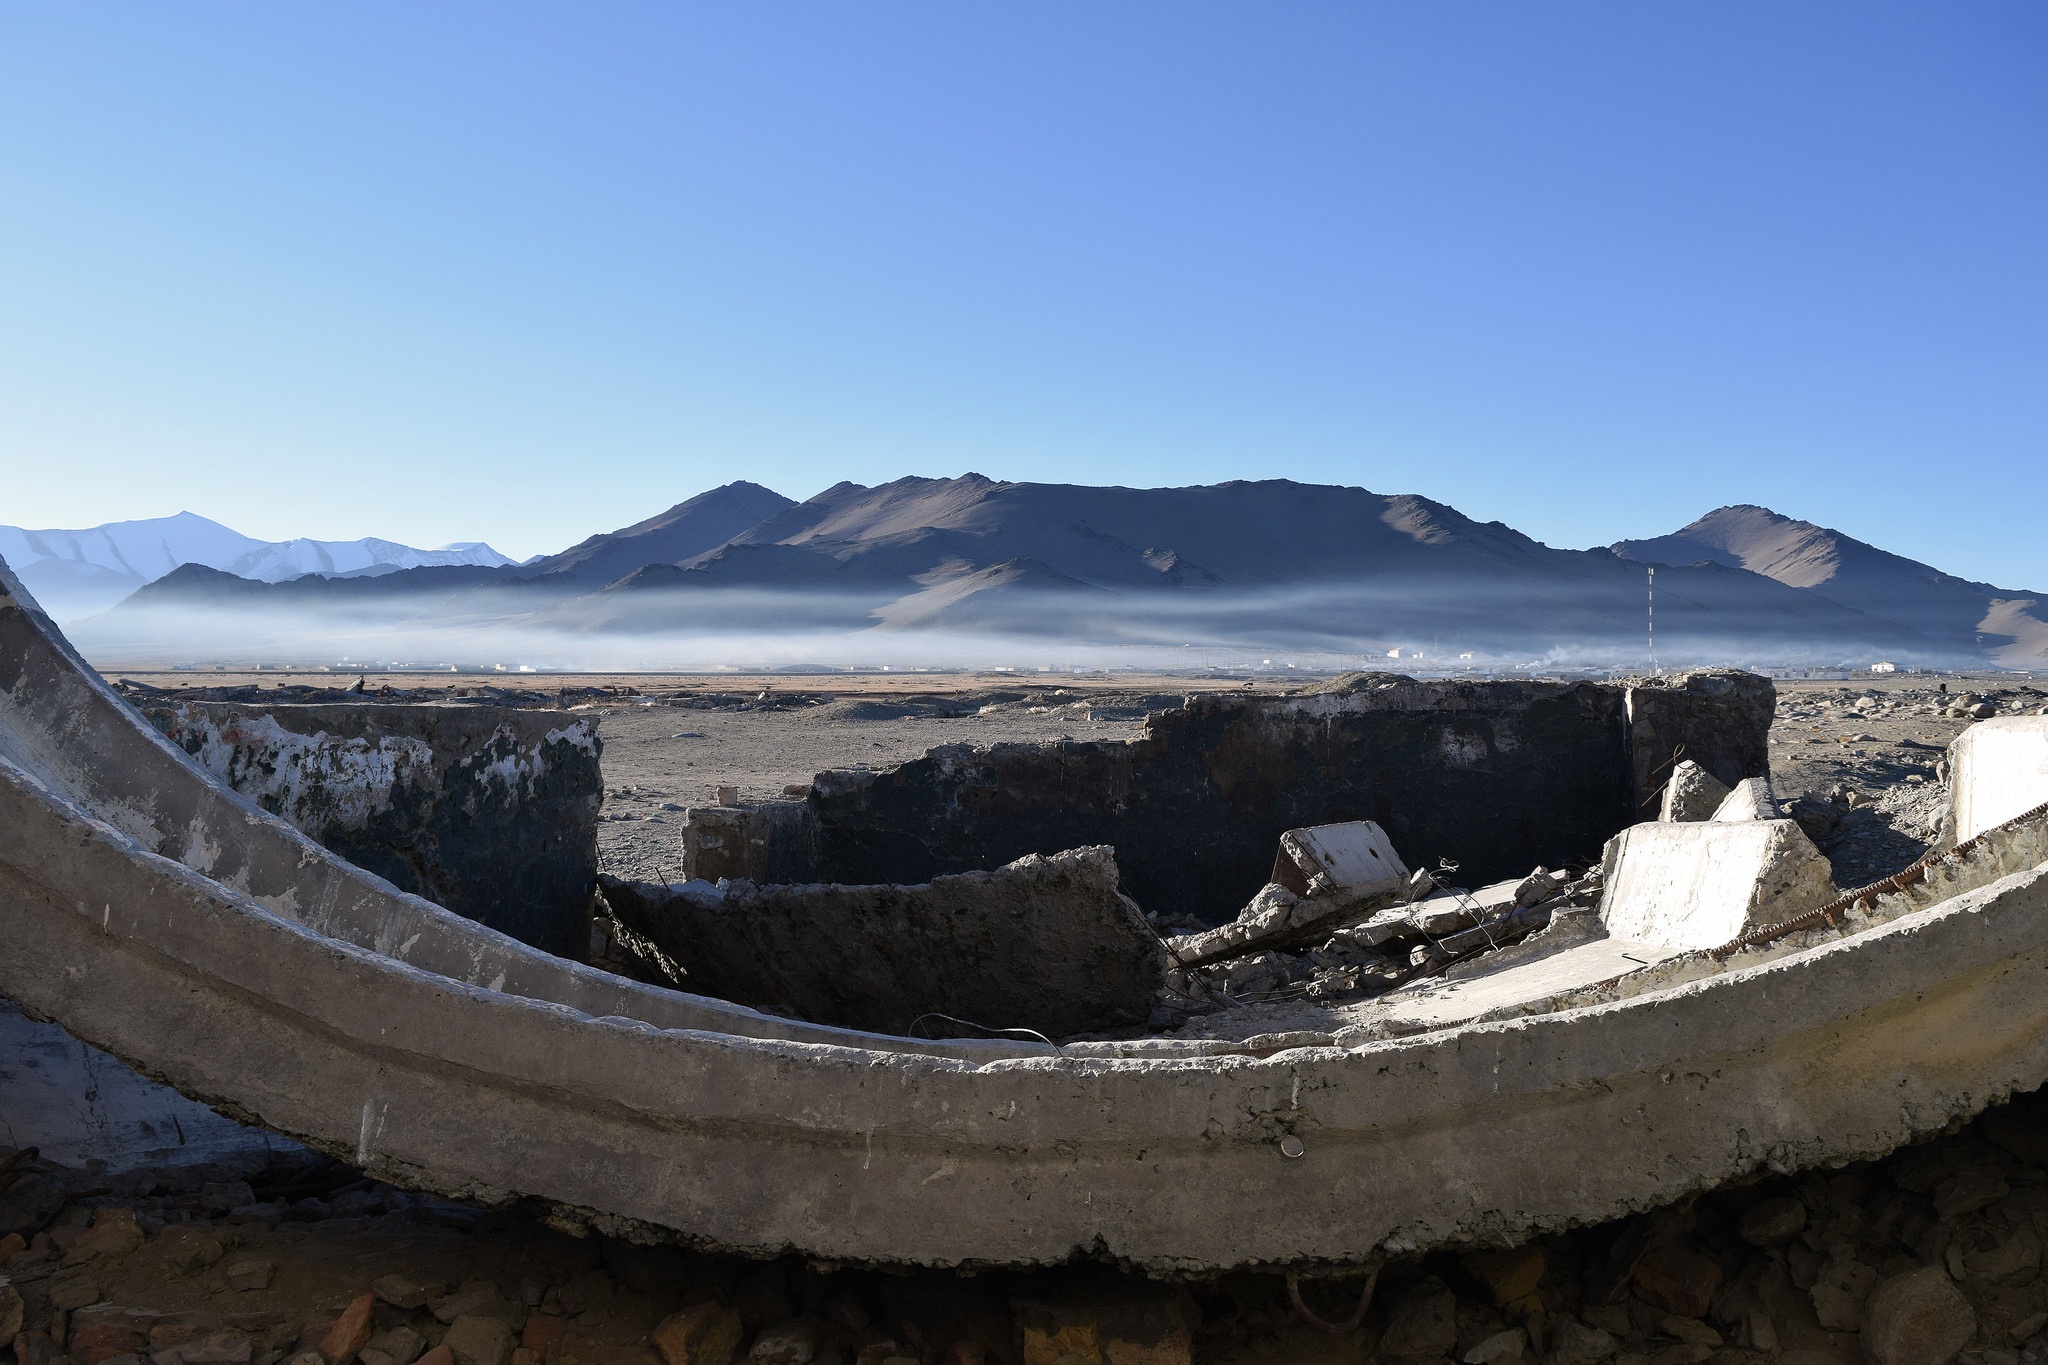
[61,577,1972,676]
[28,475,2048,675]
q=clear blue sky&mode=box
[2,4,2043,582]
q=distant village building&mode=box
[1871,661,1898,674]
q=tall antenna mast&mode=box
[1647,566,1657,674]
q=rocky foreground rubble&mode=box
[12,1089,2048,1365]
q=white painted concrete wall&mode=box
[1952,717,2048,843]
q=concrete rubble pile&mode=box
[1152,819,1609,1026]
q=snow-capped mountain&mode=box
[0,511,514,620]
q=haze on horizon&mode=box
[2,4,2044,588]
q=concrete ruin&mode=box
[9,548,2048,1274]
[597,847,1166,1038]
[138,699,602,957]
[680,669,1776,925]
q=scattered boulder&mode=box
[441,1316,515,1365]
[651,1304,744,1365]
[318,1293,377,1365]
[1860,1268,1974,1365]
[1377,1276,1459,1360]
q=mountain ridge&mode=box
[68,476,2016,667]
[0,511,516,620]
[1613,505,2048,665]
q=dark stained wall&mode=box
[803,671,1773,924]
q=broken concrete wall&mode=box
[140,700,601,957]
[769,670,1772,925]
[1625,669,1776,817]
[677,799,821,884]
[598,847,1164,1038]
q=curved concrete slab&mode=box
[5,556,2048,1273]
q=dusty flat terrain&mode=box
[113,667,2048,891]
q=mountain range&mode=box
[0,512,517,619]
[35,478,2048,668]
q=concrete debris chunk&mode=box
[1950,716,2048,843]
[1599,818,1838,952]
[1169,821,1409,967]
[1660,760,1731,823]
[1711,776,1779,823]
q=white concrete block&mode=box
[1276,820,1409,902]
[1951,717,2048,843]
[1599,819,1838,951]
[1713,777,1779,822]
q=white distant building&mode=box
[1387,649,1402,659]
[1871,661,1898,674]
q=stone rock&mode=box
[16,1331,62,1365]
[155,1227,225,1276]
[1551,1316,1618,1365]
[442,1317,515,1365]
[226,1261,274,1293]
[413,1349,454,1365]
[1737,1196,1807,1246]
[1861,1268,1974,1365]
[820,1288,870,1335]
[319,1293,377,1365]
[51,1272,103,1311]
[359,1350,395,1365]
[1931,1171,2009,1221]
[1810,1250,1879,1330]
[198,1182,255,1216]
[744,1323,815,1365]
[650,1304,743,1365]
[1657,1318,1721,1348]
[368,1329,426,1365]
[1633,1245,1725,1319]
[1647,1347,1711,1365]
[1464,1328,1527,1365]
[72,1208,143,1261]
[1379,1277,1459,1360]
[1955,1223,2041,1281]
[436,1285,510,1326]
[373,1276,441,1311]
[1463,1246,1547,1306]
[519,1317,565,1361]
[0,1284,23,1343]
[0,1171,66,1238]
[69,1307,152,1364]
[1010,1289,1193,1365]
[1662,761,1733,823]
[160,1330,254,1365]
